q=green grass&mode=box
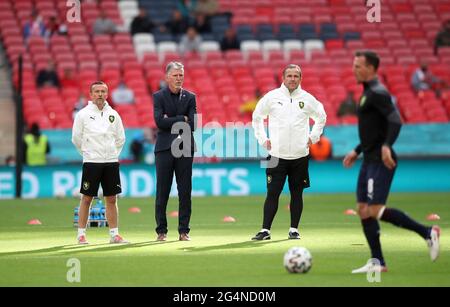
[0,193,449,286]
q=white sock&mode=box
[261,228,270,234]
[289,227,298,233]
[78,228,86,238]
[109,228,119,238]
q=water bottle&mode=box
[94,197,105,227]
[97,198,102,224]
[101,207,106,225]
[73,206,79,227]
[92,207,99,222]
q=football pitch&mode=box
[0,193,449,287]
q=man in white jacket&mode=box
[251,64,327,240]
[72,81,128,244]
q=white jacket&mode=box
[72,101,125,163]
[252,84,327,160]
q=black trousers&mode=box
[262,156,310,230]
[155,150,193,234]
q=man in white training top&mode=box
[72,81,128,245]
[251,64,327,240]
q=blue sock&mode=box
[380,208,430,239]
[361,218,385,266]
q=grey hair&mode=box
[282,64,302,78]
[166,61,184,74]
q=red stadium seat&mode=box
[70,33,90,43]
[325,39,344,50]
[365,39,386,49]
[224,50,245,62]
[390,3,413,14]
[267,50,285,61]
[287,50,306,62]
[4,0,446,127]
[204,51,223,61]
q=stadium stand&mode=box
[0,0,449,130]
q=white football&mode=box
[284,246,312,273]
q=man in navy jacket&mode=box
[153,61,197,242]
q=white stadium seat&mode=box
[157,41,178,55]
[261,40,282,52]
[240,40,261,53]
[135,44,157,62]
[303,39,325,52]
[118,0,138,12]
[199,41,220,52]
[133,33,155,46]
[282,40,303,52]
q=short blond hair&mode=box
[282,64,302,78]
[90,81,108,92]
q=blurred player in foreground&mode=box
[344,51,440,273]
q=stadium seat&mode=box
[206,59,228,69]
[199,41,221,53]
[288,50,306,63]
[256,24,275,36]
[224,50,245,62]
[304,40,325,60]
[231,66,252,79]
[3,0,447,129]
[261,40,282,60]
[133,33,155,46]
[118,0,138,11]
[267,50,285,62]
[240,40,262,57]
[157,42,178,57]
[282,40,303,58]
[204,50,223,62]
[261,40,282,52]
[153,33,174,44]
[135,44,157,62]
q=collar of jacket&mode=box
[280,83,302,98]
[87,100,110,111]
[363,77,379,89]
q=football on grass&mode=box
[284,246,312,274]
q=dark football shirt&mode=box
[355,78,402,162]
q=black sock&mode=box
[262,197,279,230]
[289,189,303,229]
[380,208,430,239]
[361,218,385,266]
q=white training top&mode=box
[252,83,327,160]
[72,101,125,163]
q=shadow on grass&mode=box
[60,240,182,256]
[180,239,290,253]
[0,240,181,258]
[0,243,108,258]
[0,239,291,258]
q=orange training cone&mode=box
[27,219,42,225]
[223,216,236,222]
[169,211,179,217]
[128,207,141,213]
[344,209,357,216]
[426,213,440,221]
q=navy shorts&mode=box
[356,161,396,205]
